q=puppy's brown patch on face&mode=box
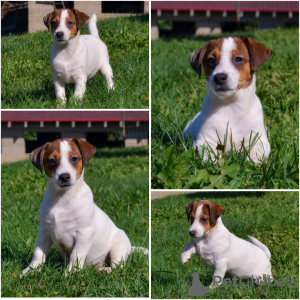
[42,140,61,178]
[185,201,200,224]
[68,140,84,179]
[232,38,252,90]
[199,203,212,234]
[201,38,225,81]
[46,10,62,34]
[64,9,78,39]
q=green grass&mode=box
[151,192,299,299]
[1,147,149,297]
[1,14,149,109]
[151,28,299,189]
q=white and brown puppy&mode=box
[44,9,114,106]
[184,37,272,162]
[181,200,272,287]
[21,138,131,277]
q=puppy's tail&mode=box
[131,246,149,255]
[88,14,99,37]
[248,236,271,260]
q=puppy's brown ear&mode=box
[185,201,197,222]
[208,202,225,225]
[43,11,54,29]
[190,46,207,78]
[30,143,47,174]
[72,9,89,29]
[72,138,96,165]
[241,37,272,72]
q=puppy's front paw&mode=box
[56,98,67,109]
[181,252,191,264]
[98,267,112,274]
[73,93,84,104]
[19,267,30,278]
[64,267,77,277]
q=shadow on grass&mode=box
[152,270,212,293]
[152,271,178,285]
[1,78,55,107]
[94,146,148,159]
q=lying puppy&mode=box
[21,138,132,277]
[43,9,114,106]
[183,37,272,162]
[181,200,272,287]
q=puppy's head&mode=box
[185,200,225,239]
[43,9,89,44]
[30,138,96,189]
[190,37,272,98]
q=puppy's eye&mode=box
[207,57,215,65]
[201,218,207,222]
[71,156,78,163]
[67,21,73,26]
[234,56,243,63]
[48,158,57,166]
[51,21,57,28]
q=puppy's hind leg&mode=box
[99,64,114,90]
[98,231,131,273]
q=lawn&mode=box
[1,147,149,297]
[151,28,299,189]
[1,14,149,109]
[151,192,299,299]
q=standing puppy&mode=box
[44,9,114,106]
[21,138,131,277]
[181,200,272,287]
[184,37,272,162]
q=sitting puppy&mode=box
[21,138,131,277]
[43,9,114,106]
[183,37,272,163]
[181,200,272,287]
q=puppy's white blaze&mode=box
[210,37,240,92]
[219,38,236,67]
[190,205,204,237]
[54,140,77,185]
[55,9,70,41]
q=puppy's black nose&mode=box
[59,173,70,183]
[214,73,227,85]
[56,31,64,38]
[189,230,196,237]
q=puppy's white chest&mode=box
[42,204,76,244]
[40,188,90,254]
[197,245,215,268]
[51,51,85,83]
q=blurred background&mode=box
[1,110,149,162]
[151,1,299,39]
[1,1,149,36]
